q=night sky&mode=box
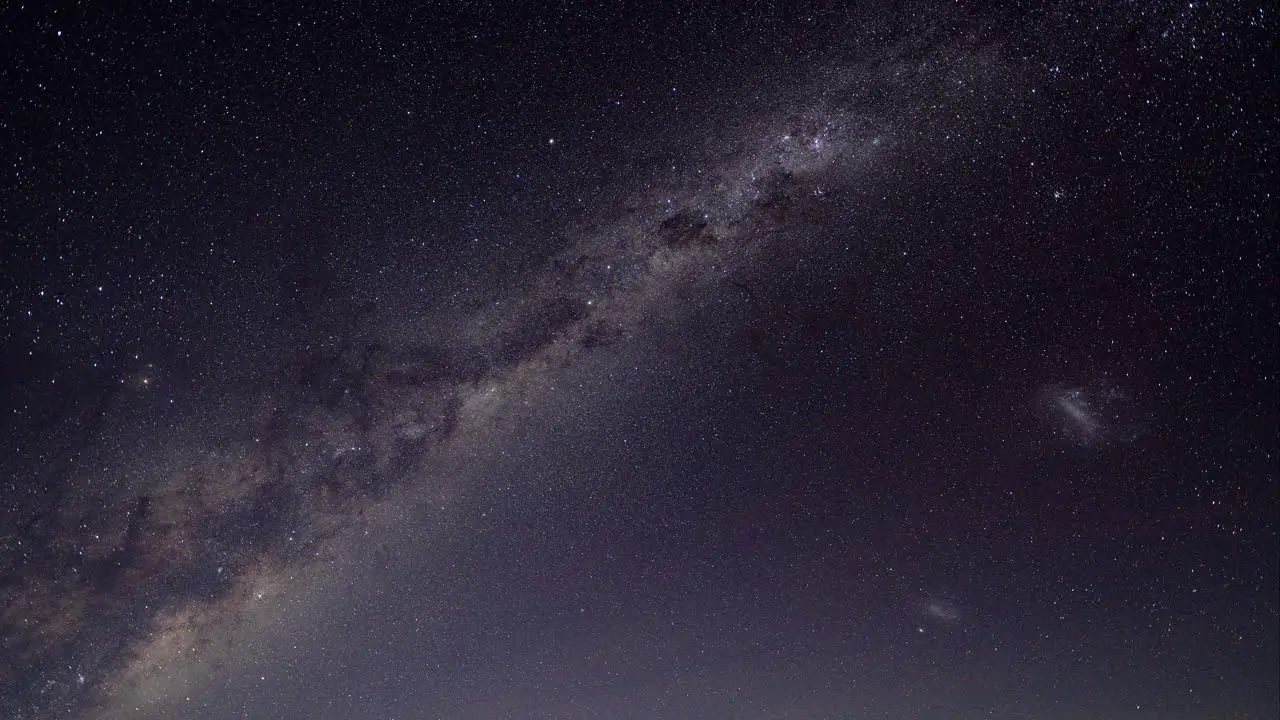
[1,2,1276,719]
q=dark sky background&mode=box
[1,2,1276,719]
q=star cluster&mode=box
[1,2,1275,719]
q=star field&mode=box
[1,2,1276,719]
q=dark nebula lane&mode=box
[2,2,1275,719]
